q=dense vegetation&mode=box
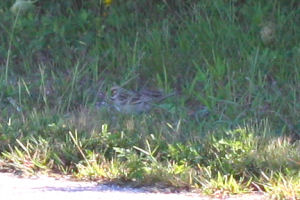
[0,0,299,199]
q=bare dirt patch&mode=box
[0,173,266,200]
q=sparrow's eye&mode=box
[111,88,117,95]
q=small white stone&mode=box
[10,0,35,15]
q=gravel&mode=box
[0,173,266,200]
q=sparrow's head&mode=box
[110,86,121,98]
[110,86,131,102]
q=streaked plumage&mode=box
[109,86,174,113]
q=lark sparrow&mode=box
[109,86,174,113]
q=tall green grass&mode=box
[0,0,299,199]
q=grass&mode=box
[0,0,300,199]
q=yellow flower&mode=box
[104,0,112,6]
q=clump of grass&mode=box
[196,169,253,196]
[248,137,300,173]
[0,114,299,199]
[2,137,52,175]
[261,172,300,200]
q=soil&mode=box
[0,173,267,200]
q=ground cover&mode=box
[0,1,299,199]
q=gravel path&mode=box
[0,173,266,200]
